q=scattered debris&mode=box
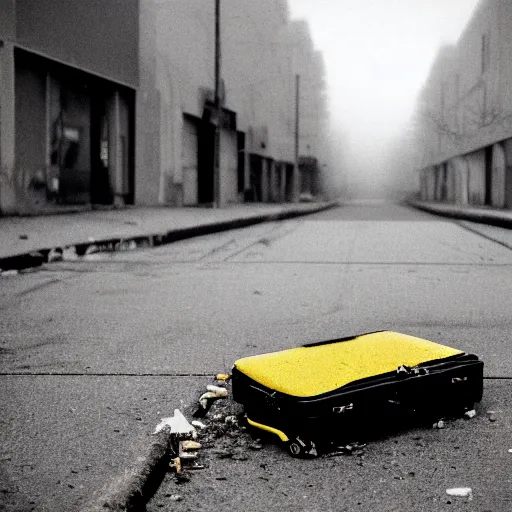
[178,453,197,462]
[1,270,19,277]
[446,487,472,500]
[153,409,196,436]
[181,440,201,451]
[187,463,205,470]
[464,409,476,419]
[47,248,63,262]
[62,246,79,261]
[487,411,497,422]
[84,244,99,256]
[194,385,229,417]
[169,458,181,474]
[249,442,263,451]
[207,385,229,396]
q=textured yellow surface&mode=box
[234,331,463,397]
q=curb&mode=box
[80,432,174,512]
[407,200,512,229]
[0,201,338,274]
[79,396,201,512]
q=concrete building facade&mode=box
[136,0,328,207]
[0,0,139,215]
[1,0,328,215]
[415,0,512,209]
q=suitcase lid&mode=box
[233,331,463,397]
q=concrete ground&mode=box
[1,200,511,511]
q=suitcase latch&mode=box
[333,403,353,414]
[397,365,429,377]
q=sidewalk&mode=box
[408,199,512,228]
[0,201,338,272]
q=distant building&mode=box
[0,0,139,215]
[136,0,329,207]
[414,0,512,208]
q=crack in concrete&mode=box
[0,372,215,377]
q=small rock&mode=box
[232,453,248,461]
[19,234,28,240]
[249,442,263,451]
[433,420,445,429]
[464,409,476,419]
[169,494,183,502]
[446,487,472,499]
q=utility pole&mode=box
[213,0,222,208]
[294,73,300,202]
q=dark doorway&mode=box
[198,122,215,204]
[485,146,493,206]
[90,91,113,204]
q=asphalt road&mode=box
[1,202,511,511]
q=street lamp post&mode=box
[213,0,222,208]
[294,73,300,202]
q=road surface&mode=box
[1,202,511,511]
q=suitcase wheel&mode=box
[286,437,317,458]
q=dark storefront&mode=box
[1,0,138,213]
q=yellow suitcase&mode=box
[232,331,483,456]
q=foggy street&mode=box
[3,0,512,510]
[1,202,511,511]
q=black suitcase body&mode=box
[232,331,483,456]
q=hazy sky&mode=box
[288,0,480,140]
[287,0,481,196]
